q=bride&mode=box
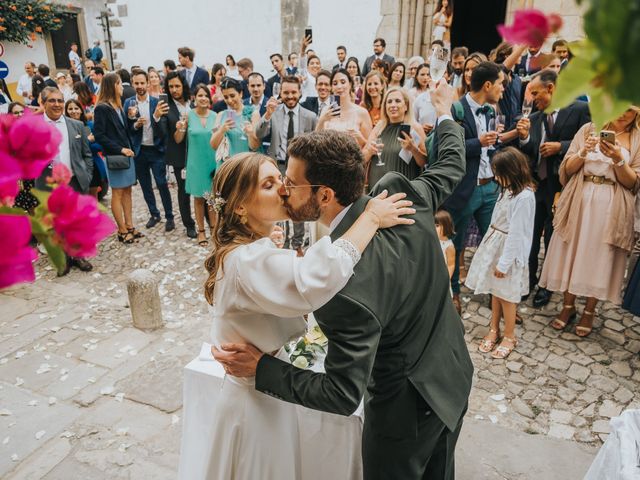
[200,151,414,479]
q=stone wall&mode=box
[376,0,587,61]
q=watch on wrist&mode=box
[616,157,627,167]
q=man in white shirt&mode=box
[36,87,94,275]
[124,70,175,231]
[68,43,83,76]
[449,47,468,89]
[16,62,36,100]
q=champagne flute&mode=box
[495,114,505,142]
[354,75,362,90]
[428,45,448,90]
[128,99,138,119]
[272,82,281,99]
[375,136,385,166]
[522,100,533,119]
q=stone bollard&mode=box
[127,269,164,331]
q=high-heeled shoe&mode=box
[575,310,595,337]
[550,304,576,330]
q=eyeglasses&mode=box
[281,176,324,196]
[45,98,65,104]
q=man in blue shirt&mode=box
[89,41,104,64]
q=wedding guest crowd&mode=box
[9,25,640,354]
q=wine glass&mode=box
[375,137,385,167]
[522,100,533,119]
[354,75,362,90]
[428,45,448,89]
[495,114,506,142]
[128,99,138,119]
[272,82,281,99]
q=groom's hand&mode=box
[211,343,264,377]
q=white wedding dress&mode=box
[202,236,360,479]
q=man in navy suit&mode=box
[300,70,333,116]
[178,47,209,92]
[286,52,298,75]
[517,46,543,76]
[515,70,591,307]
[124,69,175,231]
[245,72,270,151]
[436,62,505,312]
[266,53,287,97]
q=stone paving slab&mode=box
[1,184,637,477]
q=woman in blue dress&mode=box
[210,77,260,161]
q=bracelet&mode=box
[179,128,186,133]
[615,157,627,167]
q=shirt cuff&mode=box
[519,135,530,145]
[437,114,454,124]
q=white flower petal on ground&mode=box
[100,386,114,395]
[35,430,46,440]
[490,394,505,401]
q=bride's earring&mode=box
[239,213,248,224]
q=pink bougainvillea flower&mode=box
[0,153,22,204]
[0,215,37,289]
[497,9,561,48]
[47,185,116,258]
[46,163,72,185]
[0,111,62,179]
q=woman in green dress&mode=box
[210,77,260,159]
[363,86,427,189]
[175,84,217,247]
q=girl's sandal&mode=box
[128,228,145,239]
[550,304,576,330]
[575,310,595,337]
[478,329,501,353]
[197,229,209,248]
[117,231,135,244]
[491,336,518,359]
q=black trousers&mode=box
[529,177,557,288]
[362,397,466,480]
[172,166,195,230]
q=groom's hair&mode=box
[287,130,365,206]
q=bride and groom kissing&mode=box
[201,83,473,480]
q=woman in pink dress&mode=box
[540,107,640,337]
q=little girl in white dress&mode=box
[465,147,536,359]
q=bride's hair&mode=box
[204,152,276,305]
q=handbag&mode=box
[105,154,131,170]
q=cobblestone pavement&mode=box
[0,185,636,478]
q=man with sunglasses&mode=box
[36,87,94,275]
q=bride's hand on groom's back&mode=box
[365,190,416,229]
[212,343,264,377]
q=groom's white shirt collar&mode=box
[329,203,353,233]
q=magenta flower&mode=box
[46,163,72,186]
[0,215,37,289]
[47,185,116,258]
[0,111,62,179]
[497,9,563,48]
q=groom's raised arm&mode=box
[255,295,381,416]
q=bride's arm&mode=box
[235,192,415,317]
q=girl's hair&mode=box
[97,73,122,109]
[387,62,406,87]
[434,209,455,238]
[362,71,387,111]
[220,76,243,93]
[459,52,487,95]
[330,68,354,93]
[65,98,88,124]
[345,57,361,78]
[491,147,536,197]
[414,63,431,91]
[192,83,212,103]
[8,102,24,115]
[376,86,415,132]
[73,81,94,108]
[372,58,390,77]
[203,152,277,305]
[436,0,453,17]
[226,54,236,66]
[211,63,226,85]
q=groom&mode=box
[214,83,473,479]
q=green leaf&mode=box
[587,87,632,130]
[0,206,30,216]
[38,235,66,275]
[549,55,596,113]
[30,188,51,205]
[29,217,51,236]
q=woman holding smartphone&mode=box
[316,68,371,148]
[362,87,426,189]
[539,108,640,337]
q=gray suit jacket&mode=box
[36,117,93,193]
[255,104,317,162]
[362,53,396,77]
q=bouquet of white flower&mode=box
[284,325,328,369]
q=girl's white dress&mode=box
[202,236,360,479]
[465,188,535,302]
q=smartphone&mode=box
[333,95,341,107]
[305,26,313,43]
[158,93,168,104]
[600,130,615,144]
[399,124,411,137]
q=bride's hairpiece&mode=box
[205,191,227,213]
